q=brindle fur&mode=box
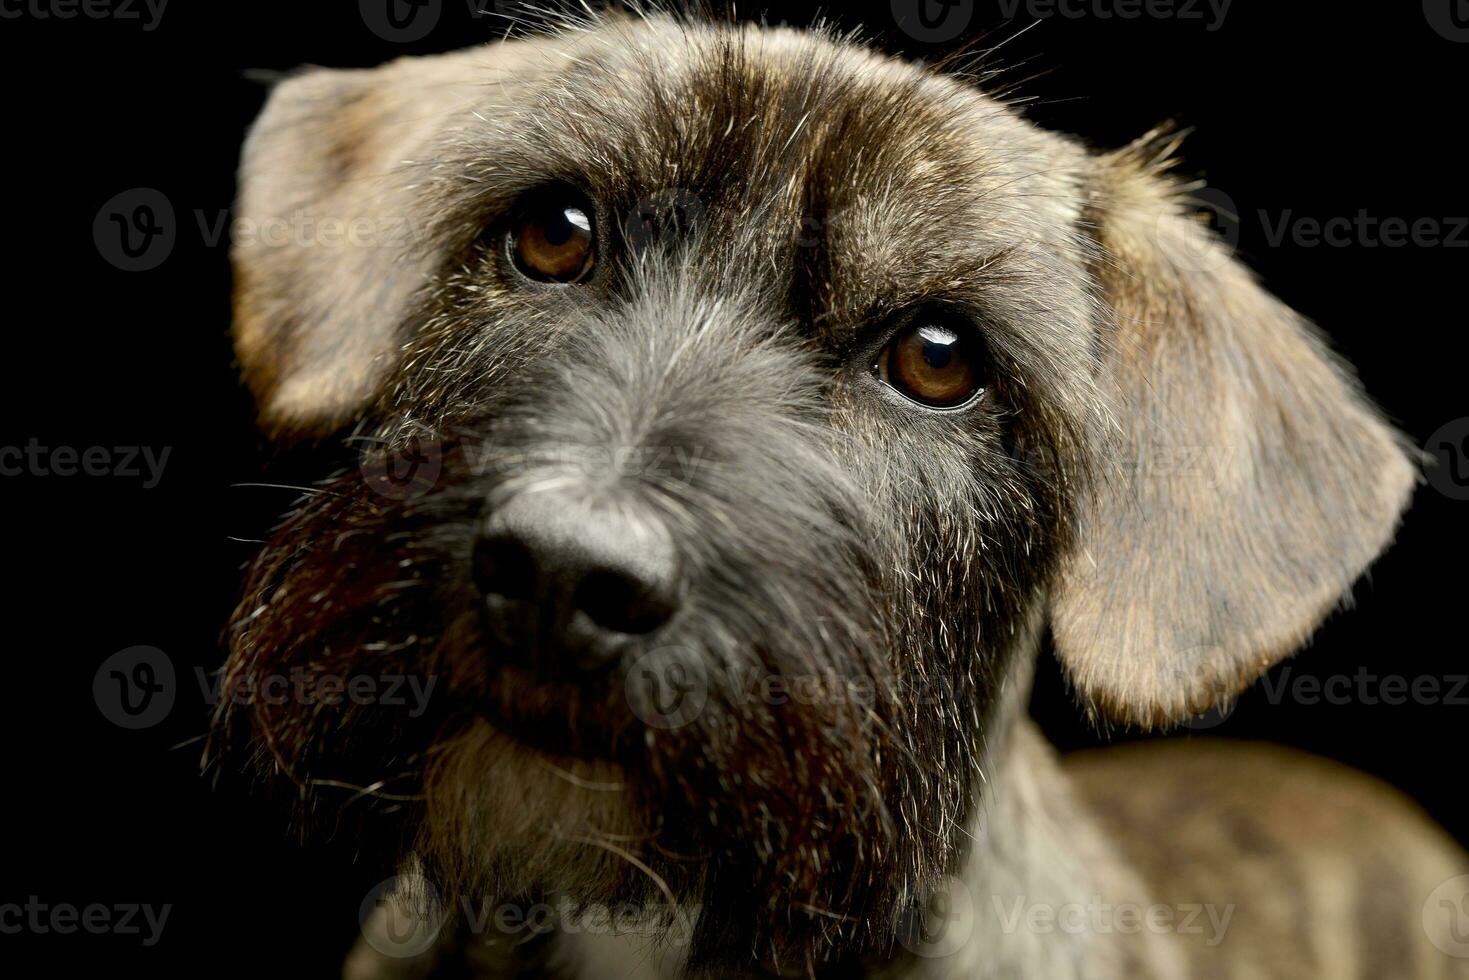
[212,11,1469,979]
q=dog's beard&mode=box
[210,433,993,969]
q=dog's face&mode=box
[216,16,1413,969]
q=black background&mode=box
[1,1,1465,974]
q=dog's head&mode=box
[215,15,1414,969]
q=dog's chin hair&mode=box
[416,719,656,907]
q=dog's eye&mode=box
[876,318,986,408]
[508,195,595,283]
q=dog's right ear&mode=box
[232,43,546,437]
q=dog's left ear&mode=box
[1049,139,1417,728]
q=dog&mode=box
[211,11,1469,979]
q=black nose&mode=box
[472,493,680,670]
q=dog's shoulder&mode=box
[1063,739,1469,978]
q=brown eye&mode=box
[877,319,986,408]
[509,196,595,283]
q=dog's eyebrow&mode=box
[808,245,1025,338]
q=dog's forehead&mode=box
[588,27,1073,229]
[443,22,1086,321]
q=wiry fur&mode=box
[211,11,1463,979]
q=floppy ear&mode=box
[1050,140,1418,728]
[232,42,545,437]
